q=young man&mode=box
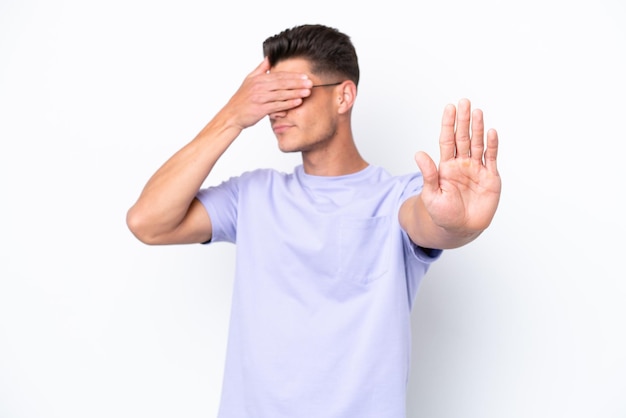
[127,24,501,418]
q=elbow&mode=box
[126,206,159,245]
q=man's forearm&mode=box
[126,113,242,242]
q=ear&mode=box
[337,81,357,114]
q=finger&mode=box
[267,71,312,92]
[484,128,499,174]
[263,80,312,111]
[251,71,312,109]
[455,98,471,158]
[266,97,306,115]
[250,58,312,94]
[414,151,439,194]
[470,108,485,163]
[439,104,457,162]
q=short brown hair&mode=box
[263,24,360,86]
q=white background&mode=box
[1,0,625,417]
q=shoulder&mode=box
[207,167,291,187]
[237,167,293,187]
[367,165,423,191]
[240,167,288,179]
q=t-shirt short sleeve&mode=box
[196,176,240,244]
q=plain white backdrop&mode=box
[1,0,625,417]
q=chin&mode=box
[276,139,303,154]
[278,147,302,154]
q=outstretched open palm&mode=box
[415,98,501,234]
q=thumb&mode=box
[248,57,271,77]
[414,151,439,194]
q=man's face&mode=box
[268,58,341,154]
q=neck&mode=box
[301,140,369,176]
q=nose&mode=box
[269,108,287,120]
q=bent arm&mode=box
[126,58,314,245]
[126,117,241,245]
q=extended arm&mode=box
[399,98,501,250]
[126,58,313,245]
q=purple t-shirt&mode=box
[196,164,441,418]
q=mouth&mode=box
[272,123,292,134]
